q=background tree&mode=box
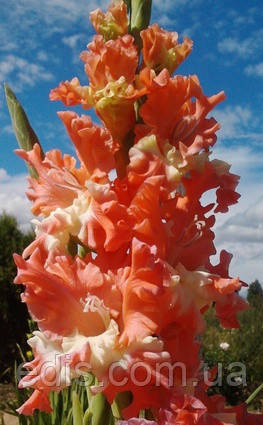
[247,279,263,305]
[0,213,34,381]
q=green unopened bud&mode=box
[72,391,84,425]
[4,83,44,179]
[90,393,112,425]
[83,409,93,425]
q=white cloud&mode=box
[226,9,255,27]
[245,62,263,78]
[0,41,17,52]
[0,169,9,181]
[214,197,263,283]
[62,34,84,49]
[1,0,108,46]
[204,139,263,284]
[37,51,48,62]
[218,29,263,59]
[153,0,201,14]
[218,38,249,57]
[182,21,201,38]
[202,143,262,232]
[152,0,201,29]
[211,143,263,213]
[0,54,54,92]
[1,124,13,135]
[212,105,262,142]
[0,169,33,231]
[212,144,262,173]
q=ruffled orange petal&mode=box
[14,248,106,337]
[81,195,132,252]
[140,71,225,156]
[49,77,93,108]
[90,0,128,40]
[215,292,248,329]
[15,144,89,217]
[128,176,167,257]
[141,24,193,74]
[17,390,51,416]
[165,160,240,269]
[58,111,117,176]
[81,35,138,90]
[118,239,170,346]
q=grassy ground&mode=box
[0,384,18,424]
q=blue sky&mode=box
[0,0,262,284]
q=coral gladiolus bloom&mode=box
[12,0,263,423]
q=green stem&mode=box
[245,382,263,405]
[130,0,152,51]
[114,130,134,179]
[123,0,131,15]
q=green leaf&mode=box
[4,83,44,178]
[72,391,84,425]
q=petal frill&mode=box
[173,260,248,329]
[126,136,165,190]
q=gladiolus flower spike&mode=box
[6,0,263,424]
